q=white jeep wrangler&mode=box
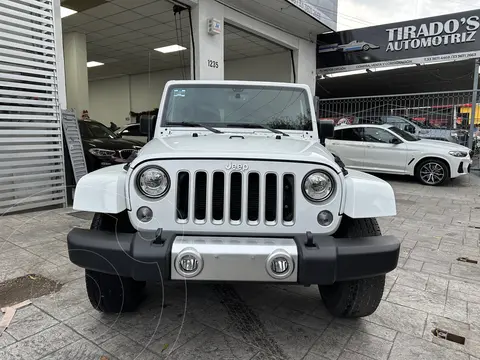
[68,80,399,318]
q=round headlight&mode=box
[302,171,334,202]
[137,166,170,198]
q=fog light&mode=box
[271,257,289,274]
[266,251,294,280]
[317,210,333,226]
[175,248,203,278]
[137,206,153,222]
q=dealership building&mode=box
[0,0,337,214]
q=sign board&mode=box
[61,110,88,183]
[317,9,480,74]
[287,0,336,29]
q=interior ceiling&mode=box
[61,0,291,81]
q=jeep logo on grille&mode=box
[225,163,249,171]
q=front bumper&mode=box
[67,229,400,285]
[452,157,473,178]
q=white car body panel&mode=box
[73,165,127,213]
[73,81,397,222]
[363,142,407,174]
[325,139,366,169]
[343,170,396,218]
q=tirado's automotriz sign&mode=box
[317,10,480,74]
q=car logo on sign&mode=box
[225,163,249,172]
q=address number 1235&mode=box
[207,59,219,68]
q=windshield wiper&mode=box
[225,123,289,137]
[169,122,223,134]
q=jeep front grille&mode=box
[175,171,295,225]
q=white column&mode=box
[63,32,89,118]
[190,0,224,80]
[294,38,317,94]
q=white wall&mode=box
[225,52,291,82]
[88,75,130,125]
[88,52,293,125]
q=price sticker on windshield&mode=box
[174,89,186,97]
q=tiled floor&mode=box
[1,174,480,359]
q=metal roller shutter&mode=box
[0,0,66,214]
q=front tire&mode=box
[319,217,386,318]
[415,158,449,186]
[86,212,145,313]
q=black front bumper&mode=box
[67,229,400,285]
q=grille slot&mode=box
[230,172,242,222]
[247,173,260,222]
[265,173,277,223]
[283,174,295,223]
[176,172,189,220]
[212,172,225,221]
[194,172,207,221]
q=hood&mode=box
[82,137,144,150]
[132,133,337,168]
[415,139,470,152]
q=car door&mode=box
[363,127,408,174]
[326,127,366,169]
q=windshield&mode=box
[78,121,117,139]
[161,85,313,131]
[388,126,420,141]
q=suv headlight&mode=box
[449,150,468,157]
[88,148,115,157]
[136,166,170,198]
[302,171,335,202]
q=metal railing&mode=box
[317,90,480,169]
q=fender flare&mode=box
[73,165,127,214]
[343,169,396,219]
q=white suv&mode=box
[326,123,472,185]
[67,81,399,318]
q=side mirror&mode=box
[317,119,334,146]
[139,115,157,141]
[391,137,402,145]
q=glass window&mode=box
[122,124,141,136]
[81,121,117,139]
[334,127,363,141]
[162,85,313,131]
[389,126,419,141]
[363,127,399,143]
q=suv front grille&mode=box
[175,170,295,225]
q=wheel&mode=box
[362,44,370,51]
[86,212,145,313]
[415,158,449,186]
[319,217,385,318]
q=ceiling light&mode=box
[154,44,187,53]
[60,6,77,18]
[87,61,104,68]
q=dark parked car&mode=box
[78,119,144,172]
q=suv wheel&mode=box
[319,217,385,318]
[86,212,145,313]
[415,158,449,186]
